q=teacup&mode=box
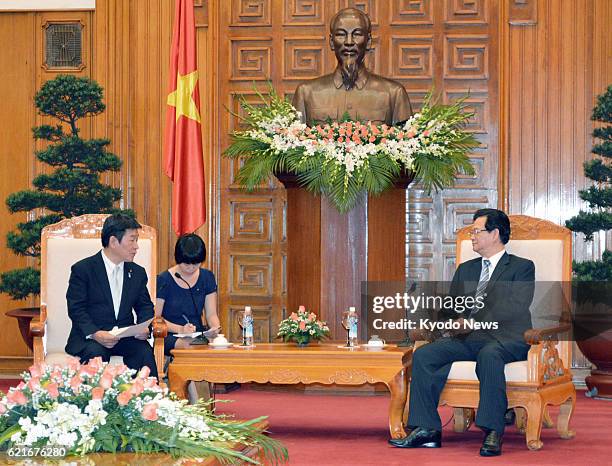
[367,335,385,347]
[212,334,228,345]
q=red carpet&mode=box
[215,386,612,466]
[2,379,610,465]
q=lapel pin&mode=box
[128,269,132,279]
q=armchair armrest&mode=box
[524,323,571,345]
[30,304,47,364]
[29,303,47,338]
[152,316,168,338]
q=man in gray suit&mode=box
[390,209,535,456]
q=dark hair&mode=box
[330,7,371,35]
[175,234,206,264]
[473,209,511,244]
[101,213,141,247]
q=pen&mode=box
[182,314,190,325]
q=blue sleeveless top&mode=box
[156,269,217,332]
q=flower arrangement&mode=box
[0,357,287,464]
[277,306,330,346]
[224,87,478,212]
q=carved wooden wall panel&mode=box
[218,0,500,342]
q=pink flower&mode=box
[338,137,344,143]
[143,378,158,389]
[80,364,98,377]
[66,356,80,371]
[423,130,430,137]
[0,403,6,414]
[117,390,132,406]
[70,375,82,390]
[406,130,416,138]
[46,383,59,398]
[7,390,27,405]
[28,364,42,378]
[99,374,113,390]
[91,387,105,400]
[299,321,307,331]
[138,366,150,379]
[142,403,159,421]
[290,313,298,321]
[27,378,40,391]
[130,379,144,396]
[16,382,26,390]
[369,136,376,143]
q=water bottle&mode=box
[242,306,254,346]
[348,306,359,347]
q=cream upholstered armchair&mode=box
[408,215,575,450]
[30,214,167,379]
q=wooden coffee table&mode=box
[168,343,413,439]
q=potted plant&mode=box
[0,75,129,348]
[565,84,612,398]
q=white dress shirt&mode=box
[101,249,124,319]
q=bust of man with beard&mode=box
[292,8,412,126]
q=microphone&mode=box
[174,272,200,323]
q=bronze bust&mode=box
[292,8,412,126]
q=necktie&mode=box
[111,265,122,319]
[472,259,490,315]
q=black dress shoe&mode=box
[480,430,503,456]
[389,427,441,448]
[504,408,516,426]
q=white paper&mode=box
[109,318,153,338]
[174,331,202,338]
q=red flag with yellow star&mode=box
[163,0,205,235]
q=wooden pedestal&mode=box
[277,173,412,340]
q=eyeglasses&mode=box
[469,228,489,236]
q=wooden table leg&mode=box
[167,366,189,399]
[388,367,408,439]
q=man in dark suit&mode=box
[390,209,535,456]
[65,213,158,378]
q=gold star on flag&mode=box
[167,70,201,123]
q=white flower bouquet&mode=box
[224,87,478,212]
[0,357,287,463]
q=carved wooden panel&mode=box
[219,0,501,342]
[508,0,537,26]
[231,0,271,26]
[390,0,433,26]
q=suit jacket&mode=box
[65,251,154,355]
[448,252,535,345]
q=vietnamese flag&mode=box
[163,0,206,235]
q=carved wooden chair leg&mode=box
[525,400,544,451]
[514,406,527,433]
[557,396,576,439]
[543,406,555,428]
[453,407,474,432]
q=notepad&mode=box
[109,318,154,338]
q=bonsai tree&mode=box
[565,85,612,280]
[0,75,127,301]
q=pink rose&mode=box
[70,375,82,390]
[7,390,27,405]
[423,130,430,137]
[99,374,113,390]
[138,366,150,379]
[91,387,105,401]
[28,364,42,378]
[298,305,306,312]
[130,379,144,396]
[290,313,298,321]
[27,378,40,391]
[142,403,158,421]
[66,356,80,371]
[406,130,416,138]
[46,383,59,398]
[299,321,307,330]
[0,403,7,414]
[144,378,158,389]
[117,390,132,406]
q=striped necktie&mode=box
[472,259,491,315]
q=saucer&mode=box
[209,342,232,349]
[362,343,387,350]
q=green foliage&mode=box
[0,75,127,301]
[566,85,612,280]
